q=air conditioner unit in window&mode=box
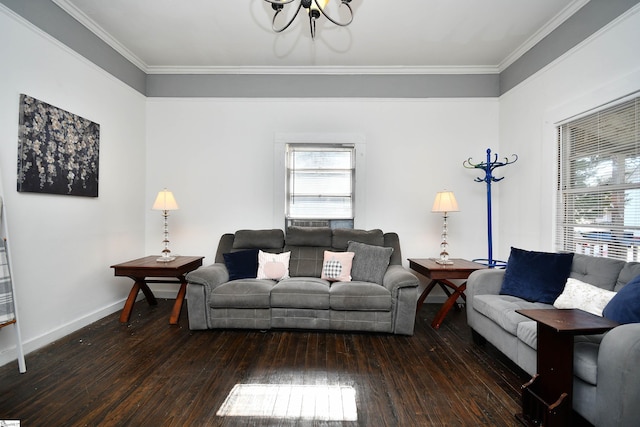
[286,219,354,229]
[288,219,330,228]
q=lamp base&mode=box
[435,259,454,265]
[156,256,176,263]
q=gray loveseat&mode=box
[466,253,640,427]
[185,227,419,335]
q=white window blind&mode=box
[286,144,355,221]
[556,96,640,261]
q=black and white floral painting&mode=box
[17,94,100,197]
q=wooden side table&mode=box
[408,258,487,329]
[516,309,618,426]
[111,256,203,325]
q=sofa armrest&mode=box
[466,269,505,327]
[466,268,505,299]
[382,265,419,293]
[383,265,419,335]
[595,323,640,427]
[185,263,229,292]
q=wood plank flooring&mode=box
[1,301,535,426]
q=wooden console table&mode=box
[516,309,618,426]
[111,256,203,325]
[408,258,487,329]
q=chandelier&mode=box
[263,0,354,39]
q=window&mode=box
[556,95,640,261]
[286,143,355,228]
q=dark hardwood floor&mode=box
[0,301,533,426]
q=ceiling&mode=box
[51,0,588,74]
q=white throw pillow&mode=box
[321,251,355,282]
[256,250,290,280]
[553,278,617,316]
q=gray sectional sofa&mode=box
[466,252,640,427]
[185,227,419,335]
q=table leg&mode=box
[138,281,157,306]
[536,325,574,412]
[120,282,140,323]
[170,279,187,325]
[431,282,467,329]
[437,281,463,311]
[417,279,439,311]
[120,279,158,323]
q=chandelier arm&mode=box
[272,3,304,33]
[315,0,353,27]
[263,0,297,5]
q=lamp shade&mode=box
[432,191,459,213]
[152,189,179,211]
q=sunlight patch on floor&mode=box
[216,384,358,421]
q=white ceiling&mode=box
[52,0,588,74]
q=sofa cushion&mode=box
[383,232,403,266]
[348,241,393,285]
[330,281,392,311]
[223,249,259,281]
[516,320,538,350]
[321,251,355,282]
[499,247,574,304]
[285,226,332,247]
[286,246,331,277]
[332,229,384,250]
[473,294,552,335]
[271,278,330,309]
[553,278,617,316]
[603,274,640,324]
[571,253,626,291]
[574,341,599,386]
[257,250,290,280]
[209,279,276,308]
[615,262,640,291]
[233,229,284,250]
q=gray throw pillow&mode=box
[347,241,393,285]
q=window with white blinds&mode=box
[556,96,640,261]
[285,144,355,223]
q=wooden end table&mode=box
[516,308,618,426]
[111,256,203,325]
[408,258,487,329]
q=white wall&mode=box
[497,5,640,260]
[145,98,499,274]
[0,7,147,368]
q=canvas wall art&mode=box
[17,94,100,197]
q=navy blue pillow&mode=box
[499,247,574,304]
[223,249,259,281]
[603,275,640,324]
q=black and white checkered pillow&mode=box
[323,259,343,279]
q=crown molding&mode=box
[144,65,500,75]
[51,0,589,77]
[52,0,148,72]
[50,0,498,76]
[498,0,590,72]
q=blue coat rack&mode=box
[464,148,517,268]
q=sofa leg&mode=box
[471,328,486,346]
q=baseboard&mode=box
[0,297,132,370]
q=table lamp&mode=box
[432,190,459,265]
[152,188,179,262]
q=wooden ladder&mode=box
[0,197,26,373]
